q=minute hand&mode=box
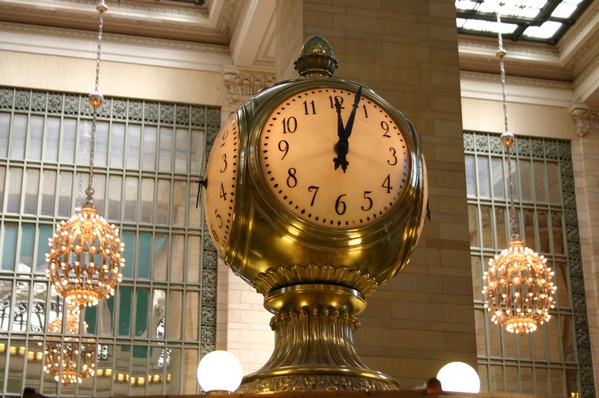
[333,86,362,172]
[342,85,362,141]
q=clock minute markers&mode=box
[333,86,362,172]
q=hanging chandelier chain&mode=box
[86,1,107,201]
[482,11,557,336]
[497,12,520,241]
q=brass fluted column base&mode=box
[237,284,400,393]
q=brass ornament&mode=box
[204,35,427,391]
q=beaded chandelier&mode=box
[482,13,557,335]
[44,304,96,385]
[46,0,124,309]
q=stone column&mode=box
[570,106,599,395]
[271,0,476,389]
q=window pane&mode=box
[167,290,183,339]
[518,159,532,201]
[533,160,547,202]
[28,115,43,161]
[6,167,23,213]
[36,224,52,273]
[60,118,77,164]
[158,127,173,171]
[547,162,561,204]
[124,177,139,222]
[19,224,35,269]
[552,211,564,254]
[464,155,476,196]
[41,170,56,216]
[107,175,122,220]
[141,178,155,224]
[0,112,9,158]
[57,171,73,217]
[44,117,60,163]
[2,223,18,271]
[491,157,504,199]
[10,114,26,159]
[477,156,490,198]
[0,166,5,212]
[94,120,109,168]
[142,126,157,170]
[156,179,171,225]
[110,123,125,168]
[126,124,141,169]
[23,169,40,214]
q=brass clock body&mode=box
[202,35,428,392]
[204,77,426,293]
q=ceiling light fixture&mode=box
[46,0,124,309]
[482,12,557,335]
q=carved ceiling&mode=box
[1,0,599,105]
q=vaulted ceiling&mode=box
[1,0,599,106]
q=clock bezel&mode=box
[204,106,250,263]
[247,77,425,245]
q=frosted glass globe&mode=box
[436,361,481,393]
[196,351,243,392]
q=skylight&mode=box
[455,0,593,45]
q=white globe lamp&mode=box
[197,350,243,393]
[436,361,481,393]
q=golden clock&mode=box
[203,35,428,393]
[204,112,240,257]
[255,82,413,231]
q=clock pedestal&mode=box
[238,283,401,392]
[203,35,427,393]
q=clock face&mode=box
[258,86,411,230]
[205,113,239,254]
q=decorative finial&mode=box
[294,35,338,77]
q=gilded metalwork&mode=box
[253,264,378,297]
[204,36,427,392]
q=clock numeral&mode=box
[361,191,373,211]
[308,186,319,206]
[287,167,298,188]
[362,104,369,118]
[381,121,391,138]
[335,194,347,215]
[220,153,228,173]
[282,117,297,134]
[388,147,398,166]
[219,182,227,200]
[329,95,344,109]
[382,174,393,194]
[219,129,229,146]
[278,139,289,160]
[214,209,223,228]
[303,100,316,115]
[210,227,220,242]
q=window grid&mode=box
[0,87,220,397]
[464,132,594,397]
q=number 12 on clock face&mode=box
[258,86,411,230]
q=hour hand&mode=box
[333,86,362,172]
[333,97,349,171]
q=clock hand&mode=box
[334,86,362,172]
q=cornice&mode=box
[459,40,560,59]
[0,21,229,54]
[461,71,573,91]
[217,0,241,36]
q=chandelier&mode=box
[46,0,124,309]
[44,304,96,385]
[482,13,557,335]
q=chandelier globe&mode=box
[482,13,557,335]
[44,305,96,385]
[45,0,124,309]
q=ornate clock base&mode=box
[238,370,401,392]
[236,284,401,393]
